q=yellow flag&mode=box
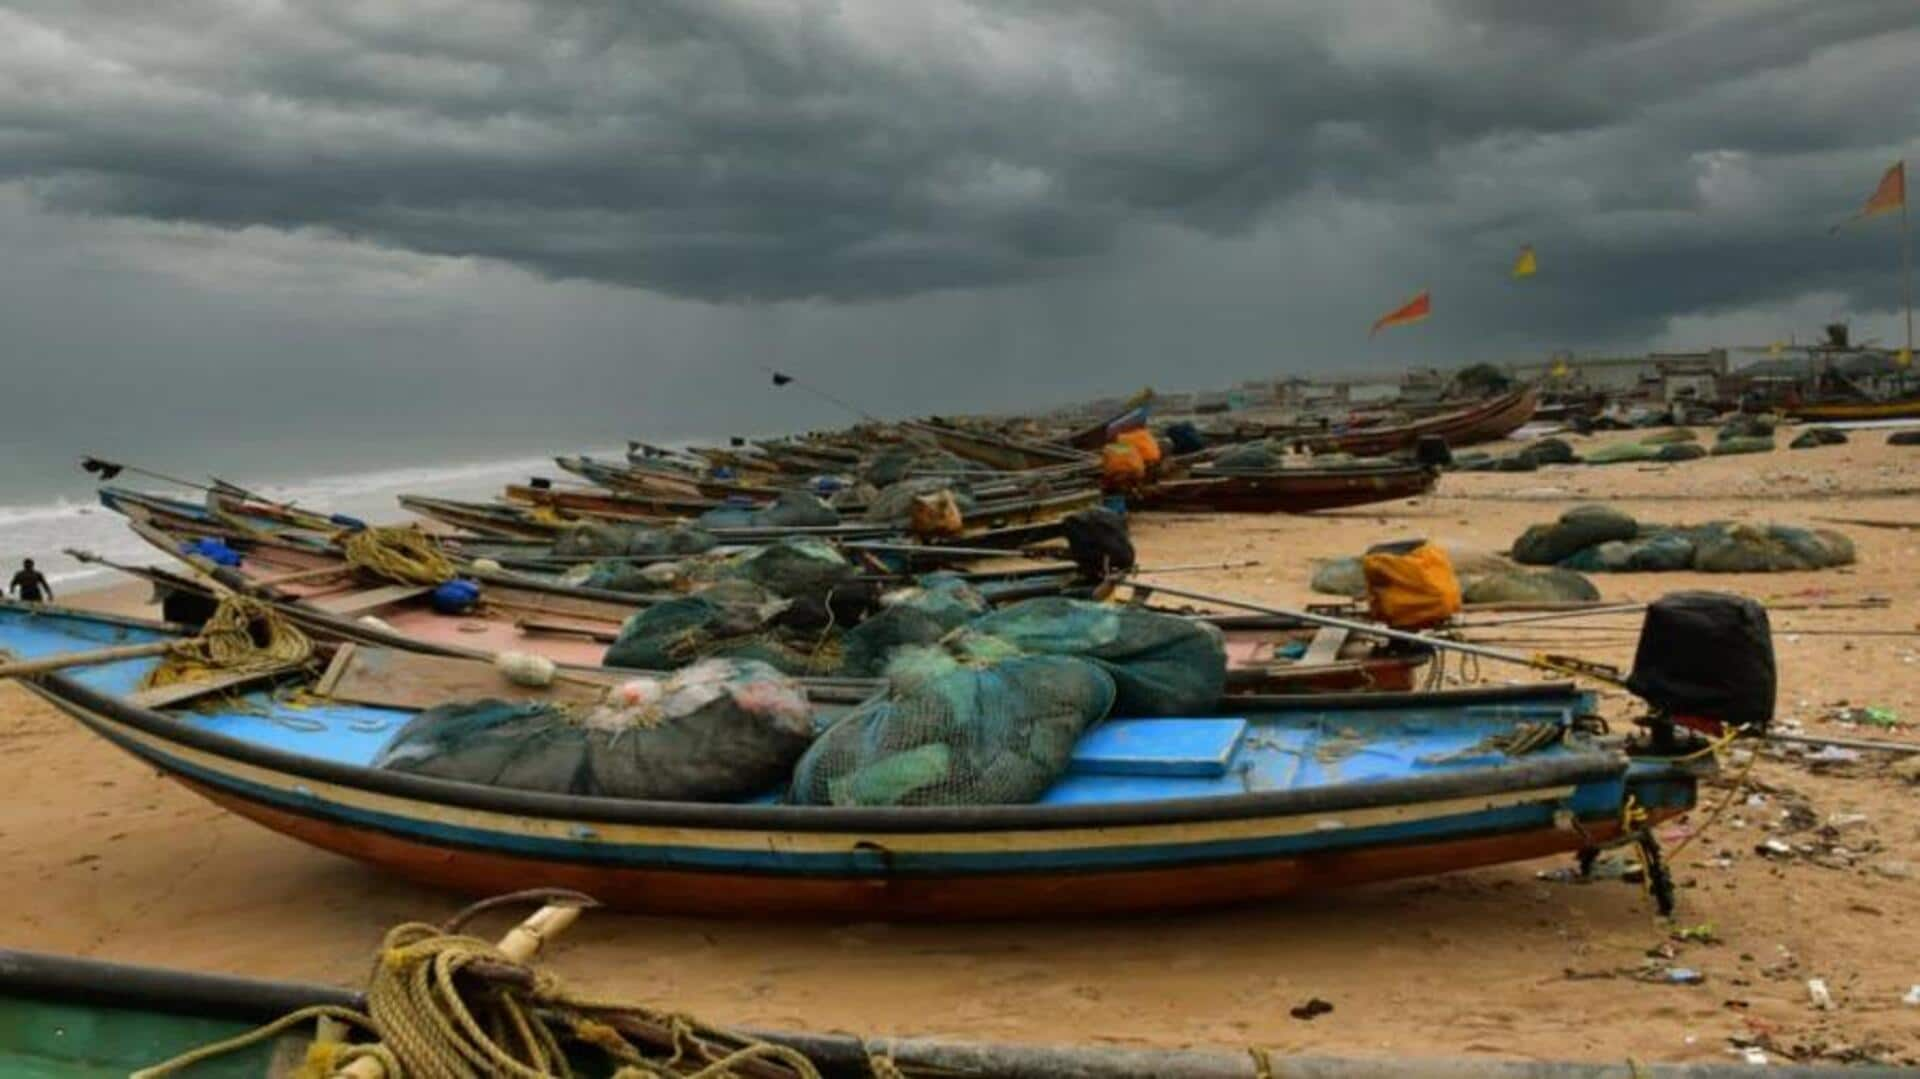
[1550,360,1569,378]
[1900,348,1913,369]
[1512,245,1537,279]
[1769,341,1785,356]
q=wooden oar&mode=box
[0,641,175,679]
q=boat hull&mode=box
[1786,397,1920,422]
[37,677,1694,920]
[1135,466,1438,513]
[1300,387,1538,457]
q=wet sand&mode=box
[3,427,1917,1066]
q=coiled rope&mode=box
[340,526,457,586]
[140,593,315,690]
[134,899,831,1079]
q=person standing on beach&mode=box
[9,559,52,604]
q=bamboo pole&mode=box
[0,641,174,678]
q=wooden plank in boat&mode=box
[1301,626,1350,666]
[516,618,619,644]
[127,666,302,709]
[1069,717,1247,778]
[319,645,620,711]
[307,584,433,615]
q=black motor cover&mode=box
[1061,508,1136,582]
[1626,591,1775,731]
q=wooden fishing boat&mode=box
[559,454,785,501]
[909,421,1096,472]
[1297,387,1538,457]
[398,492,902,544]
[12,598,1702,920]
[505,481,732,521]
[1134,461,1439,514]
[1784,394,1920,422]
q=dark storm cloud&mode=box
[1,0,1917,342]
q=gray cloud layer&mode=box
[2,0,1918,495]
[6,1,1916,323]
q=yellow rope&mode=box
[136,918,827,1079]
[340,525,457,586]
[129,1005,394,1079]
[140,593,315,690]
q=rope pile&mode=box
[341,526,457,586]
[134,902,833,1079]
[140,593,314,691]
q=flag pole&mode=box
[1903,165,1913,376]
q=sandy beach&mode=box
[4,426,1918,1067]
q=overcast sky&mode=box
[4,0,1918,465]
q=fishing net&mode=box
[554,522,717,558]
[1710,435,1775,456]
[1460,568,1599,604]
[1790,427,1848,449]
[1517,437,1578,465]
[578,560,672,595]
[1210,439,1286,472]
[837,574,990,677]
[1642,427,1699,444]
[601,580,789,671]
[1656,442,1708,462]
[1510,505,1638,565]
[1690,522,1854,572]
[1580,441,1663,466]
[1561,532,1697,573]
[715,536,858,599]
[788,646,1115,806]
[698,490,840,529]
[863,478,978,523]
[374,658,814,801]
[962,597,1226,716]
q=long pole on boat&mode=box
[1133,581,1920,755]
[1121,579,1626,685]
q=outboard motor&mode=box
[1411,435,1453,468]
[1626,591,1775,740]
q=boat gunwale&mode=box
[30,664,1625,837]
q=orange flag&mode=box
[1370,290,1431,336]
[1832,161,1905,232]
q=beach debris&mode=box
[1903,985,1920,1007]
[1659,967,1706,986]
[1806,978,1834,1010]
[1736,1046,1770,1065]
[1671,923,1719,944]
[1289,997,1334,1020]
[1872,860,1912,880]
[1831,705,1900,728]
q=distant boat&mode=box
[11,598,1701,919]
[1785,394,1920,422]
[1298,387,1538,457]
[1133,460,1439,514]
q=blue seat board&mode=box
[1069,717,1247,778]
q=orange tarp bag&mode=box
[1101,442,1146,488]
[1116,427,1162,467]
[1362,541,1462,630]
